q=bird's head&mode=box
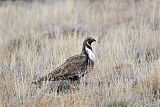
[83,37,96,48]
[82,37,96,53]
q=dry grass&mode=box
[0,0,160,106]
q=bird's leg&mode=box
[88,60,94,69]
[91,61,94,69]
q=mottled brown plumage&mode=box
[32,37,96,85]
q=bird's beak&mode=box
[92,39,96,42]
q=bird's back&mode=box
[33,53,93,84]
[51,53,88,78]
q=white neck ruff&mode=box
[85,47,96,62]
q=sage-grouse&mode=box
[32,37,96,86]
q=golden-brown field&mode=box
[1,0,160,107]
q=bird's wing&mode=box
[33,54,87,83]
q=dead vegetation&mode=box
[0,0,160,107]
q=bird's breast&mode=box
[85,47,96,62]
